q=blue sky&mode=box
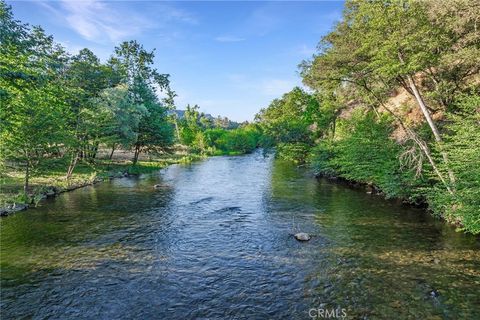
[7,0,344,121]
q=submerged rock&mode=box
[0,208,8,216]
[45,187,57,197]
[294,232,311,241]
[12,203,28,212]
[1,203,29,217]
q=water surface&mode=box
[1,152,479,319]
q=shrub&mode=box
[428,94,480,233]
[276,142,310,164]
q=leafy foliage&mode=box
[0,2,175,192]
[1,2,71,191]
[429,94,480,233]
[257,0,480,233]
[187,125,260,155]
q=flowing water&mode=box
[1,151,479,319]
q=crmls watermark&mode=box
[308,307,347,319]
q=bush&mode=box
[308,142,337,177]
[428,94,480,233]
[224,129,257,154]
[276,142,310,164]
[200,126,261,155]
[309,110,422,199]
[191,132,208,154]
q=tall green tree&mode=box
[132,79,174,163]
[93,84,147,159]
[111,41,174,164]
[255,87,316,144]
[1,2,70,193]
[64,48,117,177]
[179,104,203,145]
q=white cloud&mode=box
[36,0,195,44]
[60,0,148,42]
[214,35,245,42]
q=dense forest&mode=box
[257,0,480,234]
[1,0,479,234]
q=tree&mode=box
[1,2,70,194]
[132,79,174,163]
[110,40,174,164]
[214,116,230,129]
[93,84,147,159]
[429,94,480,233]
[300,0,480,193]
[298,0,480,231]
[255,87,315,144]
[162,88,181,141]
[64,48,117,177]
[179,104,202,145]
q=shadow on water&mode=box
[1,151,479,319]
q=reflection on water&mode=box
[1,151,479,319]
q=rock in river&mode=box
[294,232,311,241]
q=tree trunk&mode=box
[92,142,98,159]
[406,75,442,142]
[24,161,29,197]
[360,82,454,194]
[397,52,456,187]
[90,142,99,161]
[405,127,453,194]
[132,145,141,165]
[331,118,336,141]
[109,144,116,160]
[405,75,456,187]
[66,151,78,179]
[174,118,181,141]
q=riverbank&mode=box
[309,166,471,233]
[271,141,477,233]
[0,152,204,216]
[311,164,477,234]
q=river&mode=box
[1,151,479,319]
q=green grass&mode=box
[0,152,203,208]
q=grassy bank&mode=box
[0,151,204,212]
